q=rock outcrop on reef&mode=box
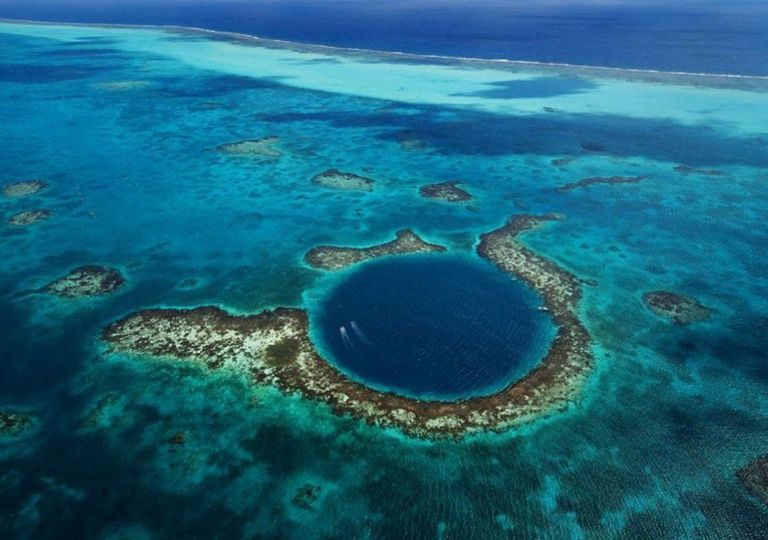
[3,180,47,198]
[0,410,35,436]
[643,291,713,325]
[557,176,645,193]
[43,265,125,298]
[292,484,322,510]
[304,229,446,271]
[311,169,374,191]
[214,136,281,159]
[419,181,473,202]
[738,455,768,507]
[103,215,594,438]
[8,209,52,226]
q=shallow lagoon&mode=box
[1,19,767,539]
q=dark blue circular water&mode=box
[312,255,554,401]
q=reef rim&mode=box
[103,215,593,438]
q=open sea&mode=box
[0,2,767,539]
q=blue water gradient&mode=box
[0,19,767,540]
[1,1,768,75]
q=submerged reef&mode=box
[311,169,374,191]
[3,180,47,198]
[419,181,473,202]
[167,431,187,446]
[8,209,52,226]
[176,277,201,290]
[292,484,322,510]
[94,80,149,91]
[674,165,726,176]
[304,229,446,271]
[557,176,645,193]
[551,157,577,170]
[643,291,713,325]
[581,143,605,152]
[0,410,35,437]
[214,136,281,159]
[43,265,125,298]
[76,392,123,430]
[103,215,593,438]
[738,455,768,507]
[396,133,428,151]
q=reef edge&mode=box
[103,215,594,438]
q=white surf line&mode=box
[2,17,767,82]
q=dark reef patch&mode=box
[264,339,301,368]
[419,181,473,202]
[557,175,645,193]
[738,455,768,507]
[292,484,322,510]
[581,142,605,152]
[551,157,577,169]
[168,431,187,446]
[643,291,713,325]
[674,164,726,176]
[305,229,446,271]
[43,265,125,299]
[0,410,35,437]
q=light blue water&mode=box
[0,20,767,539]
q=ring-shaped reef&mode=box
[311,255,555,401]
[102,214,593,437]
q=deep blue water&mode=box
[313,256,553,400]
[2,0,768,75]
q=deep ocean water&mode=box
[311,255,554,401]
[0,19,767,539]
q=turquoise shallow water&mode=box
[0,20,767,539]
